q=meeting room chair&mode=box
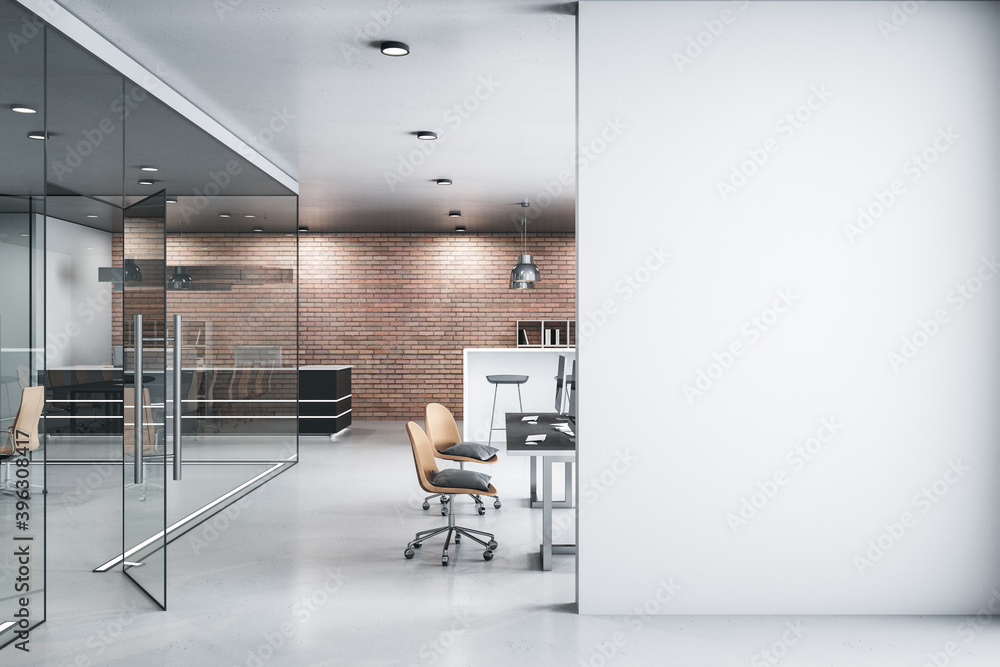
[1,385,45,494]
[423,402,502,515]
[124,387,162,502]
[404,421,498,565]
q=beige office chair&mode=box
[423,402,502,515]
[124,387,161,502]
[404,421,498,565]
[1,386,45,493]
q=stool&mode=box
[486,374,528,446]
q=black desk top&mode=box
[505,412,575,454]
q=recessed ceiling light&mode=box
[86,215,99,218]
[416,131,437,141]
[26,131,46,140]
[381,41,409,56]
[435,179,453,186]
[448,210,462,218]
[219,213,231,218]
[85,247,94,251]
[244,214,255,219]
[253,227,264,233]
[20,233,30,237]
[454,225,466,232]
[298,226,309,232]
[10,104,36,114]
[138,179,155,185]
[166,198,178,204]
[140,166,158,172]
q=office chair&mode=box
[404,421,498,565]
[423,402,502,515]
[1,386,45,494]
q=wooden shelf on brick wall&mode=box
[516,320,574,348]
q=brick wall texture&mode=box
[114,231,575,420]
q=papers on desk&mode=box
[525,434,546,445]
[553,423,575,437]
[522,415,539,422]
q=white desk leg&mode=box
[542,455,553,571]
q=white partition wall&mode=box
[577,0,1000,614]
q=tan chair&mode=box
[123,387,157,455]
[423,402,502,514]
[404,421,498,565]
[1,386,45,493]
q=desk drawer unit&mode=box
[298,365,352,435]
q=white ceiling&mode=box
[53,0,578,233]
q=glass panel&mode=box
[122,192,167,608]
[0,0,46,650]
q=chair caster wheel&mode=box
[422,502,430,510]
[413,542,422,548]
[441,506,449,516]
[455,533,461,542]
[440,496,448,504]
[478,506,485,516]
[483,550,494,561]
[494,500,502,509]
[488,540,498,551]
[441,555,449,566]
[404,549,414,559]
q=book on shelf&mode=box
[518,328,529,346]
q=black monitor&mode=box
[567,359,576,420]
[554,355,567,413]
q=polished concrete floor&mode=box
[7,421,1000,665]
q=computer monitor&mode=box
[554,355,567,413]
[567,359,576,420]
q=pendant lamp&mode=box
[510,201,540,289]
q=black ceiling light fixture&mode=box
[435,178,453,186]
[510,201,540,290]
[10,104,36,114]
[123,259,143,283]
[26,131,46,140]
[138,179,155,186]
[139,166,158,172]
[416,130,437,140]
[167,266,193,290]
[448,210,461,218]
[454,225,466,232]
[381,41,409,56]
[299,226,309,232]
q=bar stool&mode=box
[486,374,528,446]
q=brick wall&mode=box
[114,231,576,420]
[299,233,575,420]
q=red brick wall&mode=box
[299,233,575,420]
[114,232,576,420]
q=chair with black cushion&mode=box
[423,402,502,515]
[404,421,498,566]
[1,385,45,494]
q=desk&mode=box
[505,412,576,571]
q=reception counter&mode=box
[462,348,575,443]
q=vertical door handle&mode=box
[134,314,143,485]
[173,315,182,481]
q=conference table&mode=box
[505,412,576,571]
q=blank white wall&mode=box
[46,218,113,368]
[578,0,1000,614]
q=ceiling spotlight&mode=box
[244,214,255,219]
[448,210,461,218]
[253,227,264,233]
[140,166,158,172]
[416,131,437,141]
[298,226,309,233]
[20,233,30,237]
[26,131,46,140]
[86,215,99,219]
[138,179,155,185]
[166,198,178,204]
[219,213,231,218]
[435,179,453,186]
[10,105,36,114]
[454,225,466,232]
[381,41,409,56]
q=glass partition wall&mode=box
[0,0,47,649]
[29,18,298,613]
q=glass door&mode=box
[121,192,167,607]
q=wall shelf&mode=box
[516,320,574,348]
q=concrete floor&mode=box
[6,421,1000,665]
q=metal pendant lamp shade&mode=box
[510,201,540,289]
[167,266,193,290]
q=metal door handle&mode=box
[173,315,182,481]
[134,314,143,485]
